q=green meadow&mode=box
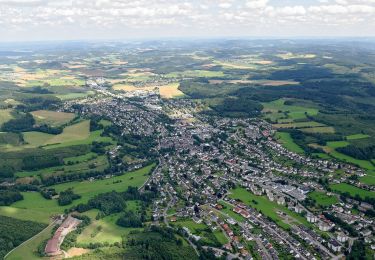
[308,191,338,207]
[330,183,375,199]
[275,132,304,154]
[228,188,311,229]
[0,164,155,224]
[78,210,141,245]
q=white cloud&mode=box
[245,0,269,9]
[0,0,374,41]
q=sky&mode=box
[0,0,375,42]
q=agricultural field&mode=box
[15,154,109,179]
[19,120,91,148]
[165,70,225,78]
[262,99,319,123]
[0,109,13,126]
[113,83,184,99]
[30,110,75,127]
[158,83,185,99]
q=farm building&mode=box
[45,216,81,256]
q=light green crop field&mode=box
[78,210,141,245]
[312,153,331,160]
[56,91,95,100]
[308,191,338,207]
[22,120,91,148]
[0,205,52,224]
[23,131,54,147]
[5,223,55,260]
[301,126,335,134]
[63,152,98,164]
[175,219,207,234]
[0,109,13,126]
[329,150,375,170]
[360,174,375,186]
[326,141,349,149]
[165,70,225,78]
[346,134,370,140]
[213,230,228,245]
[1,164,155,224]
[330,183,375,199]
[360,170,375,185]
[16,155,109,178]
[45,120,90,144]
[275,132,304,154]
[26,78,85,87]
[31,110,75,127]
[229,188,311,229]
[262,99,319,121]
[51,163,155,205]
[273,121,325,129]
[44,128,114,149]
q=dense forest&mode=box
[0,216,46,259]
[123,226,199,260]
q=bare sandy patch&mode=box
[66,247,90,258]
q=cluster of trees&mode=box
[116,210,143,228]
[103,124,157,159]
[58,188,81,206]
[91,141,111,155]
[22,154,61,171]
[212,97,263,118]
[0,189,23,206]
[18,96,62,112]
[123,226,198,260]
[346,239,372,259]
[40,188,57,199]
[74,186,157,217]
[0,216,46,259]
[89,116,104,131]
[1,113,35,132]
[1,143,90,179]
[337,145,375,160]
[323,212,358,237]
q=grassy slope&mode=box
[78,210,141,245]
[228,188,311,229]
[0,164,155,224]
[330,183,375,199]
[275,132,304,154]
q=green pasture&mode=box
[229,188,311,229]
[330,183,375,199]
[78,210,141,245]
[308,191,338,207]
[275,132,304,154]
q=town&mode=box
[58,78,375,259]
